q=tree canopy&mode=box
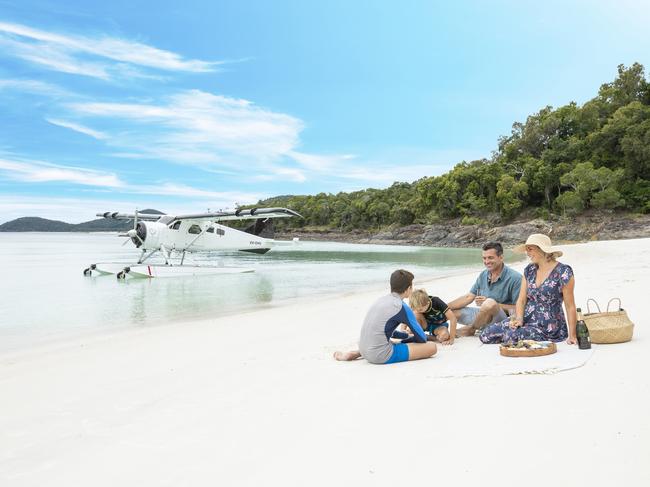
[254,63,650,230]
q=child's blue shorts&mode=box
[385,343,409,364]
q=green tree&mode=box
[496,175,529,219]
[590,187,625,210]
[555,191,584,216]
[596,63,649,114]
[560,162,624,209]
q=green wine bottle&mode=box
[576,308,591,350]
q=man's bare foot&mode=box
[333,350,361,361]
[456,326,476,337]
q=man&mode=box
[333,269,437,364]
[447,242,522,337]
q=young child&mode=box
[408,289,457,345]
[333,269,437,364]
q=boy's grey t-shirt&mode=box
[358,292,426,364]
[470,265,522,304]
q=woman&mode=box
[479,234,578,345]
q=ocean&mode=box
[0,232,510,353]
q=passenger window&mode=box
[217,228,225,236]
[188,224,202,234]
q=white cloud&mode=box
[0,36,111,79]
[69,90,304,166]
[0,78,72,97]
[334,164,445,184]
[0,21,471,192]
[0,21,219,80]
[287,149,458,186]
[288,151,356,171]
[52,88,456,187]
[254,167,307,183]
[46,118,108,140]
[132,183,259,201]
[0,157,123,187]
[0,156,261,216]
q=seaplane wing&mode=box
[172,207,302,222]
[97,211,163,221]
[96,207,302,223]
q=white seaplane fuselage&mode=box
[141,219,277,253]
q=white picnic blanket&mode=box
[425,339,595,378]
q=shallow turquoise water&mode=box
[0,232,511,352]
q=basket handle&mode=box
[586,298,601,314]
[607,298,622,312]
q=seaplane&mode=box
[83,207,302,279]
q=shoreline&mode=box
[3,213,649,248]
[276,213,650,248]
[1,237,648,485]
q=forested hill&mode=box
[0,210,163,232]
[0,216,132,232]
[257,63,650,231]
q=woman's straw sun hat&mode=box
[514,233,563,258]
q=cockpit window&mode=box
[188,224,202,234]
[206,227,214,233]
[170,221,181,230]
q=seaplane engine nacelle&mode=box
[130,221,165,250]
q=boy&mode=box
[333,269,437,364]
[408,289,457,346]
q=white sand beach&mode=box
[1,238,648,486]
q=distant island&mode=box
[0,210,163,232]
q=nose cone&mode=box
[128,226,146,248]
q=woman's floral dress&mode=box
[480,262,574,344]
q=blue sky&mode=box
[0,0,648,223]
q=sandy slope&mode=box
[1,238,648,487]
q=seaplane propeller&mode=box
[119,210,146,247]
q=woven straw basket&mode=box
[583,298,634,344]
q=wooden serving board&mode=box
[499,342,557,357]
